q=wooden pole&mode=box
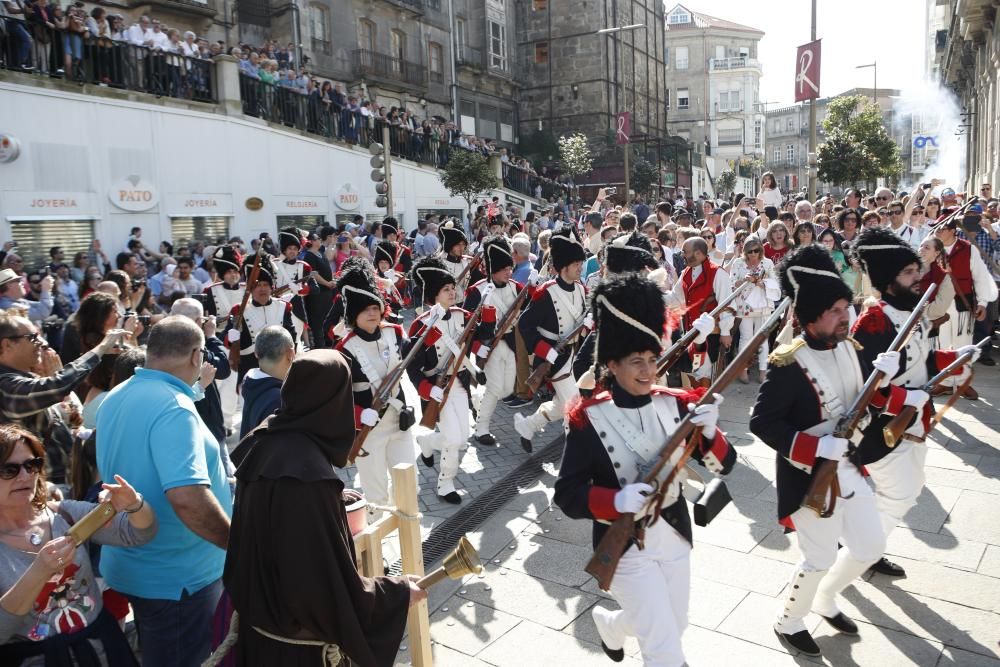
[392,464,431,667]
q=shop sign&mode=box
[3,191,95,216]
[246,197,264,211]
[166,193,233,217]
[0,134,21,163]
[274,196,328,214]
[334,184,361,211]
[109,176,158,212]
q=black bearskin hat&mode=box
[374,240,397,269]
[279,226,303,252]
[242,252,277,285]
[778,243,853,325]
[411,256,456,306]
[336,264,384,325]
[482,234,514,275]
[549,224,587,271]
[438,220,468,254]
[591,275,665,366]
[380,216,400,237]
[605,231,658,275]
[852,226,922,294]
[212,245,242,275]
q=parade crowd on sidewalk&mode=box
[0,174,997,665]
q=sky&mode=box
[672,0,928,108]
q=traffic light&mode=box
[369,142,388,208]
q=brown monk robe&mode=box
[224,349,421,667]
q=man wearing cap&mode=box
[465,235,523,447]
[223,253,296,381]
[0,269,54,324]
[750,245,907,659]
[556,274,733,666]
[515,225,588,452]
[274,227,313,345]
[851,227,981,578]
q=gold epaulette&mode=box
[847,336,864,350]
[768,338,806,366]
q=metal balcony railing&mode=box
[352,49,426,86]
[708,57,760,72]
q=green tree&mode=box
[440,150,498,219]
[630,156,658,199]
[558,133,594,181]
[715,169,738,198]
[818,95,902,189]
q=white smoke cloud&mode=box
[891,79,966,193]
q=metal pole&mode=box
[447,0,459,122]
[807,0,817,202]
[620,33,630,201]
[873,63,877,104]
[383,124,394,218]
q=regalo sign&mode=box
[109,176,159,212]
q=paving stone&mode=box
[693,516,771,553]
[691,544,795,597]
[885,527,987,572]
[683,624,801,666]
[896,484,962,534]
[462,509,535,562]
[688,577,749,630]
[493,533,594,588]
[936,646,1000,666]
[978,545,1000,579]
[943,489,1000,546]
[715,591,824,656]
[723,454,775,499]
[717,495,780,526]
[749,528,801,565]
[409,642,494,666]
[457,568,599,630]
[478,619,643,666]
[523,510,593,546]
[923,466,1000,497]
[429,599,521,657]
[923,447,982,472]
[497,479,556,518]
[562,598,642,658]
[811,618,944,666]
[868,555,1000,613]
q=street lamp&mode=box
[596,23,645,199]
[855,63,877,104]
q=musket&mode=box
[476,281,531,369]
[419,288,491,429]
[228,252,262,372]
[454,252,484,294]
[585,298,792,591]
[656,282,750,376]
[525,308,590,394]
[348,305,445,464]
[802,283,937,518]
[882,336,989,447]
[928,196,980,230]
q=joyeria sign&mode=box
[109,175,159,212]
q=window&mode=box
[534,42,548,64]
[715,45,725,60]
[429,42,443,82]
[308,5,330,54]
[677,88,689,109]
[773,120,780,133]
[455,18,466,61]
[479,105,498,140]
[460,100,476,134]
[786,118,795,131]
[754,119,762,149]
[773,148,781,162]
[170,217,230,249]
[665,88,670,109]
[667,7,690,24]
[786,144,795,163]
[718,128,742,145]
[9,220,95,271]
[489,20,507,70]
[358,20,375,53]
[500,108,514,142]
[664,46,669,68]
[719,90,740,112]
[675,46,688,70]
[532,0,546,9]
[390,30,406,74]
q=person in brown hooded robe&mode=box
[223,349,425,666]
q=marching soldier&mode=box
[380,217,412,303]
[666,236,734,387]
[464,235,522,447]
[373,239,406,317]
[851,227,981,577]
[224,252,296,382]
[203,245,245,317]
[515,225,588,452]
[554,275,734,666]
[439,220,483,302]
[406,256,477,504]
[334,265,416,510]
[749,245,903,658]
[274,227,313,343]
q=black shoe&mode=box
[476,433,497,446]
[505,396,532,408]
[500,393,518,404]
[420,454,435,468]
[520,437,533,453]
[773,628,821,657]
[869,556,906,577]
[978,356,996,367]
[821,612,859,635]
[599,640,625,663]
[439,491,461,504]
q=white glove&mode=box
[904,389,930,410]
[687,393,723,439]
[360,408,379,427]
[476,345,491,359]
[613,482,654,514]
[873,351,901,387]
[692,312,715,345]
[429,386,445,403]
[384,269,397,282]
[428,303,446,321]
[528,268,540,285]
[226,328,241,343]
[584,313,594,330]
[817,434,849,460]
[956,344,982,365]
[544,347,559,364]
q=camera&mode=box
[606,187,617,195]
[130,277,146,291]
[124,310,151,326]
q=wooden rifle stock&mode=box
[882,336,989,447]
[454,253,483,293]
[419,300,487,429]
[228,252,263,372]
[525,311,590,394]
[585,298,791,591]
[802,283,937,518]
[477,282,531,369]
[656,282,750,376]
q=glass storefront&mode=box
[170,216,231,248]
[8,219,96,272]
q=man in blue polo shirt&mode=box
[97,316,232,667]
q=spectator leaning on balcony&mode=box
[1,0,35,72]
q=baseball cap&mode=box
[942,187,956,197]
[968,203,984,214]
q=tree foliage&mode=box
[630,156,658,199]
[715,169,738,198]
[817,95,902,188]
[558,133,594,178]
[440,150,498,214]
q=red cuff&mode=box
[418,379,435,400]
[588,487,621,521]
[881,384,907,416]
[298,284,311,296]
[700,429,730,472]
[481,306,497,323]
[789,432,818,469]
[424,327,442,345]
[935,350,962,375]
[534,340,555,360]
[353,405,364,430]
[470,340,482,355]
[870,387,889,410]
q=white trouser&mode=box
[354,408,416,509]
[475,343,516,437]
[218,372,240,431]
[865,441,927,539]
[421,386,470,495]
[738,315,770,371]
[602,519,691,667]
[522,363,579,435]
[937,303,973,388]
[777,464,885,633]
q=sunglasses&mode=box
[0,457,44,480]
[2,332,42,345]
[890,209,904,215]
[746,248,761,254]
[701,235,714,240]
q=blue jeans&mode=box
[126,578,224,667]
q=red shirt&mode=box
[764,243,790,263]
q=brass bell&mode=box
[416,535,483,589]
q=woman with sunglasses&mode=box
[791,222,816,247]
[729,237,779,383]
[835,209,861,242]
[700,229,725,263]
[0,424,156,665]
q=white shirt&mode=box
[889,222,919,249]
[149,29,169,50]
[756,188,783,209]
[127,24,152,47]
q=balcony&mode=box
[352,49,426,87]
[456,46,484,69]
[708,57,761,73]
